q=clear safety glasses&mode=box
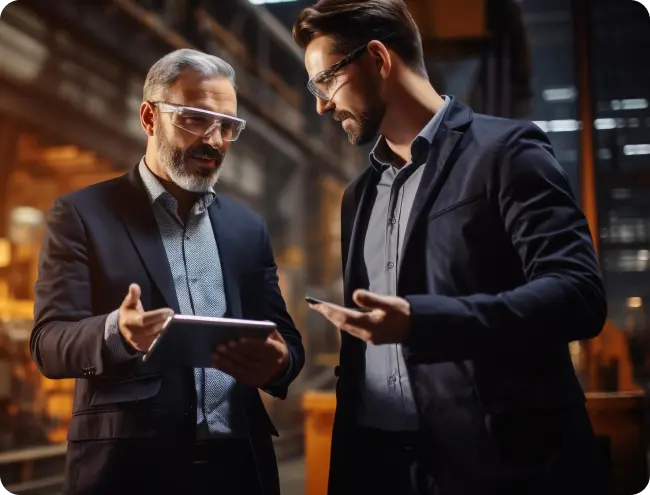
[153,102,246,142]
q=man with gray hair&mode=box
[31,48,304,495]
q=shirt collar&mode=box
[137,158,216,210]
[369,95,451,171]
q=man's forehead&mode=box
[167,76,237,111]
[304,35,339,75]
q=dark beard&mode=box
[335,103,385,146]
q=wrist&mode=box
[400,298,413,341]
[273,349,291,380]
[117,324,138,355]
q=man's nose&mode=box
[204,128,224,148]
[316,98,334,116]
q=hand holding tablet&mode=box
[211,329,291,388]
[143,314,278,369]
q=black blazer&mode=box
[329,97,610,495]
[31,166,305,495]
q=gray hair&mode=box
[143,49,236,101]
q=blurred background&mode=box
[0,0,648,494]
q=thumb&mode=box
[270,329,286,344]
[122,283,141,310]
[353,289,393,311]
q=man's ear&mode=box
[367,40,392,79]
[140,101,156,137]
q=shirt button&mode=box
[185,235,190,240]
[387,261,395,269]
[388,375,397,385]
[390,218,397,225]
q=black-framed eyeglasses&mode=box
[306,35,394,102]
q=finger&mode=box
[340,323,372,342]
[224,339,286,370]
[138,320,170,337]
[125,321,167,344]
[353,289,396,311]
[212,352,262,385]
[310,303,367,327]
[311,301,359,317]
[123,308,171,329]
[222,340,264,359]
[141,308,174,326]
[132,336,158,353]
[238,335,282,349]
[122,284,141,310]
[308,303,329,318]
[268,329,286,344]
[329,309,373,330]
[122,311,144,328]
[214,342,269,371]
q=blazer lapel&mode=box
[398,99,472,275]
[119,167,180,313]
[343,168,379,302]
[208,199,242,318]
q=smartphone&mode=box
[304,296,329,305]
[304,296,370,312]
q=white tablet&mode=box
[142,314,276,368]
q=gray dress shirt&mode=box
[104,159,247,439]
[357,96,450,432]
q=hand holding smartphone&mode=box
[305,296,371,313]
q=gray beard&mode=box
[158,141,221,193]
[164,158,220,193]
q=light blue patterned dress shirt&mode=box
[104,158,246,439]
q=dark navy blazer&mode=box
[31,166,304,495]
[330,97,609,495]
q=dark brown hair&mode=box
[293,0,427,77]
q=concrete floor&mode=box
[278,456,306,495]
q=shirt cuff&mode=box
[104,309,137,361]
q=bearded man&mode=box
[294,1,611,495]
[31,49,304,495]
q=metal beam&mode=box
[111,0,193,48]
[196,8,301,108]
[235,0,304,64]
[237,107,304,164]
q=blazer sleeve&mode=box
[31,198,137,379]
[256,220,305,399]
[405,122,607,362]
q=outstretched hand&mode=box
[118,284,174,352]
[308,289,412,344]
